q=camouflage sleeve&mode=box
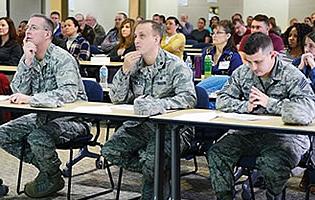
[109,69,134,104]
[156,62,196,109]
[216,68,249,113]
[280,75,315,124]
[30,55,82,107]
[10,56,33,95]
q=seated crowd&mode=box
[0,9,315,200]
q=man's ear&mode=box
[226,33,231,39]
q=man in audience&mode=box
[0,14,89,198]
[75,13,95,45]
[50,11,62,38]
[85,14,106,45]
[179,14,194,37]
[232,18,250,47]
[100,12,127,54]
[231,12,243,22]
[208,32,315,200]
[238,14,284,61]
[152,13,160,23]
[190,17,211,45]
[101,20,196,199]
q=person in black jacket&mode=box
[109,18,135,62]
[0,17,22,66]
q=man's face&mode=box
[311,13,315,24]
[197,19,205,29]
[25,17,50,46]
[245,48,275,78]
[115,14,125,28]
[85,16,95,27]
[134,23,159,55]
[153,16,160,23]
[50,14,59,26]
[304,37,315,56]
[75,15,85,27]
[234,21,245,36]
[250,20,269,34]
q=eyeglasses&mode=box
[211,31,226,36]
[25,25,48,32]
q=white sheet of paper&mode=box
[220,113,272,121]
[109,104,134,111]
[0,95,10,101]
[173,112,218,121]
[71,106,112,113]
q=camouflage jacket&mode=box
[217,56,315,125]
[109,48,196,110]
[11,43,87,108]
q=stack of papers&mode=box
[0,95,10,101]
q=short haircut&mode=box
[166,16,180,26]
[117,12,128,19]
[50,11,60,17]
[65,17,81,33]
[244,32,273,55]
[75,13,84,19]
[253,14,269,26]
[199,17,206,25]
[31,14,54,35]
[136,20,163,39]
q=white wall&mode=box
[69,0,129,34]
[289,0,315,24]
[146,0,178,20]
[243,0,289,31]
[9,0,42,26]
[0,0,6,17]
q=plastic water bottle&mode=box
[204,54,213,78]
[194,56,202,78]
[99,65,108,89]
[185,56,194,77]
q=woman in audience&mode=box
[0,17,22,66]
[197,20,242,108]
[282,23,312,62]
[161,16,186,60]
[16,20,27,46]
[292,31,315,91]
[109,18,136,62]
[304,17,313,27]
[207,15,220,34]
[63,17,90,61]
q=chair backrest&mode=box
[195,86,209,109]
[82,80,103,102]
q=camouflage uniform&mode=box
[208,57,315,199]
[102,48,196,199]
[0,44,90,176]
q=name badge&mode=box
[218,61,230,70]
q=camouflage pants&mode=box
[207,131,308,198]
[102,120,172,200]
[0,113,89,174]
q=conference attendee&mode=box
[304,17,313,27]
[75,13,95,45]
[108,18,136,62]
[208,32,315,200]
[50,11,62,38]
[0,17,22,66]
[232,18,250,47]
[190,17,211,45]
[269,17,281,36]
[100,12,127,54]
[16,20,28,46]
[85,14,106,45]
[101,20,196,199]
[178,14,193,37]
[0,14,89,198]
[161,16,186,60]
[246,15,253,28]
[207,15,220,34]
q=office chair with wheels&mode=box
[17,80,115,200]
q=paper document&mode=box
[0,95,10,101]
[71,106,112,113]
[109,104,134,111]
[220,113,272,121]
[173,112,218,121]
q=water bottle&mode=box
[99,65,108,89]
[185,56,194,77]
[204,54,213,78]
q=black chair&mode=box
[17,80,115,200]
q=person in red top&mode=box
[238,14,284,62]
[232,18,251,47]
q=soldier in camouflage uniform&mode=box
[208,32,315,200]
[0,14,90,198]
[101,20,196,199]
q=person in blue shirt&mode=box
[197,20,242,108]
[292,31,315,91]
